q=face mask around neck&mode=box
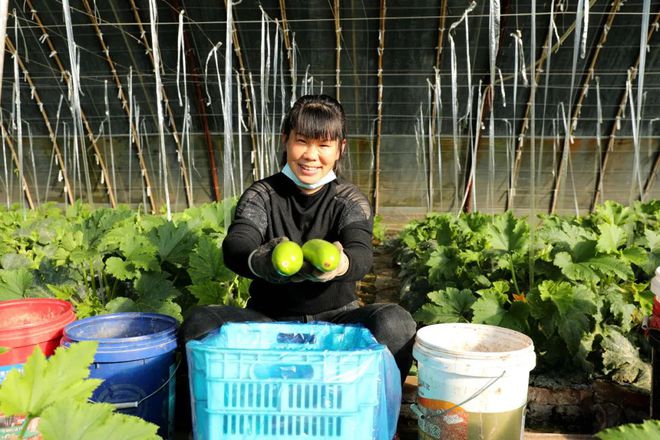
[282,164,337,190]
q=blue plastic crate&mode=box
[186,322,400,440]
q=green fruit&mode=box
[271,241,304,276]
[302,239,340,272]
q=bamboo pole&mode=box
[278,0,295,91]
[373,0,386,216]
[428,0,447,211]
[171,1,221,202]
[4,37,74,205]
[78,0,157,212]
[333,0,341,100]
[128,0,194,207]
[103,0,161,211]
[592,9,660,210]
[550,0,624,214]
[226,0,260,184]
[23,1,116,207]
[0,122,35,208]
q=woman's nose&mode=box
[303,145,319,159]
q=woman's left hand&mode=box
[289,241,349,283]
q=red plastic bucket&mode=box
[0,298,76,366]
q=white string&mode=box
[148,0,171,219]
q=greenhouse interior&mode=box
[0,0,659,439]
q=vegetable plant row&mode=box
[392,200,660,387]
[0,200,249,322]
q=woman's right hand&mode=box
[247,237,292,283]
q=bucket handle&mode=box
[410,369,506,427]
[100,359,181,410]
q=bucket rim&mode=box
[0,299,75,336]
[64,312,178,344]
[63,312,178,362]
[414,323,535,358]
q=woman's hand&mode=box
[248,237,293,283]
[290,241,349,283]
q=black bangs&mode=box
[281,95,347,141]
[293,104,345,141]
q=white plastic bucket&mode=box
[412,323,536,440]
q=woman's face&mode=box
[284,129,344,194]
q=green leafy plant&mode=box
[393,200,659,385]
[0,341,160,440]
[0,200,250,321]
[372,215,386,243]
[596,420,660,439]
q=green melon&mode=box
[271,241,304,276]
[302,239,341,272]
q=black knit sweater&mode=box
[222,172,374,316]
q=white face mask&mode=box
[282,164,337,190]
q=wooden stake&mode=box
[333,0,341,100]
[0,122,35,208]
[550,0,624,214]
[4,37,74,205]
[373,0,386,216]
[23,1,116,207]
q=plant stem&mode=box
[18,414,34,439]
[510,253,521,295]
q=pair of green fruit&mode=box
[271,239,341,276]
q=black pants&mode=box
[175,301,417,432]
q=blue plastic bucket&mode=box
[62,312,178,439]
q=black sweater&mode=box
[222,172,373,316]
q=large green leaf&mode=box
[79,206,135,250]
[554,239,633,282]
[188,281,231,306]
[119,235,160,272]
[602,285,636,332]
[1,253,32,270]
[39,400,161,440]
[0,342,101,416]
[426,247,459,284]
[413,288,476,324]
[187,236,235,285]
[601,327,650,387]
[471,292,507,325]
[486,212,528,255]
[0,268,35,300]
[149,221,197,266]
[620,246,648,267]
[534,281,597,354]
[596,223,626,254]
[593,200,633,227]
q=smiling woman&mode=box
[279,94,348,193]
[178,94,417,435]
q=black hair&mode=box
[280,94,347,173]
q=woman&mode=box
[180,94,416,383]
